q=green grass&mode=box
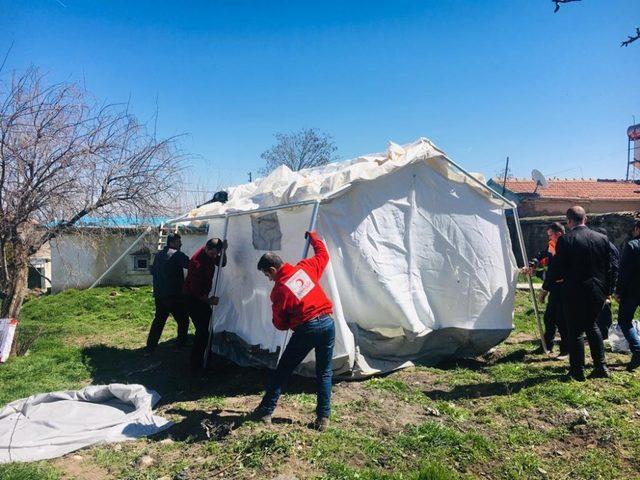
[2,288,640,479]
[0,463,60,480]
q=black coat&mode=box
[151,246,190,299]
[544,225,612,303]
[617,236,640,299]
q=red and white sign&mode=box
[284,269,315,300]
[0,318,17,363]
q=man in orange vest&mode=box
[530,222,568,358]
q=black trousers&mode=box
[564,291,607,373]
[146,295,189,351]
[596,303,613,340]
[543,289,568,353]
[187,296,212,371]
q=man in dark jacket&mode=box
[183,238,227,373]
[545,206,611,381]
[146,233,190,353]
[615,220,640,371]
[591,227,619,340]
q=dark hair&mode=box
[634,220,640,231]
[566,206,586,224]
[257,252,283,272]
[547,222,565,234]
[167,233,181,247]
[205,238,223,251]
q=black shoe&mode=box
[627,353,640,372]
[247,408,272,424]
[588,367,610,379]
[532,345,552,355]
[567,369,586,382]
[312,417,329,431]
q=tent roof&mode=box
[178,138,513,223]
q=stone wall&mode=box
[507,212,638,267]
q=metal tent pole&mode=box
[89,226,153,289]
[203,216,230,368]
[277,200,321,364]
[511,207,547,353]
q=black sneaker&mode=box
[566,369,586,382]
[312,417,329,432]
[247,408,272,424]
[588,367,611,379]
[627,353,640,372]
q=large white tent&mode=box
[169,138,525,377]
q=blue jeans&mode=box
[618,297,640,353]
[259,315,335,419]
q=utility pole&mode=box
[501,156,510,195]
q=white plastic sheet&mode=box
[0,384,171,463]
[0,318,17,363]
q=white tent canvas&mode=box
[173,138,519,377]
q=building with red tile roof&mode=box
[487,178,640,217]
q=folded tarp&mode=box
[0,384,171,463]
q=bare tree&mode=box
[552,0,638,47]
[259,128,338,176]
[0,68,184,355]
[621,27,640,47]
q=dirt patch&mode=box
[53,454,111,480]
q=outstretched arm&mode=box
[298,231,329,278]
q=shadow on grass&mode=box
[81,340,317,405]
[423,366,567,401]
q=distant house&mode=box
[487,178,640,217]
[48,225,208,293]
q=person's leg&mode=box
[146,297,170,351]
[189,298,212,372]
[543,292,559,352]
[618,297,640,353]
[617,297,640,370]
[555,292,569,355]
[584,311,607,373]
[565,302,585,379]
[258,327,315,415]
[169,295,189,347]
[313,316,336,420]
[596,303,612,340]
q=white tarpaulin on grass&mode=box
[0,384,171,463]
[174,138,519,377]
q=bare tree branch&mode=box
[622,27,640,47]
[552,0,581,14]
[0,67,186,327]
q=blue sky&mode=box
[2,1,639,192]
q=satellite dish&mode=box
[531,169,548,193]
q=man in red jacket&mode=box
[183,238,227,373]
[250,231,335,431]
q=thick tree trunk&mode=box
[1,244,30,357]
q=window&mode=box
[134,256,149,270]
[131,248,151,272]
[251,212,282,250]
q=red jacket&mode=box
[183,246,217,300]
[270,232,333,331]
